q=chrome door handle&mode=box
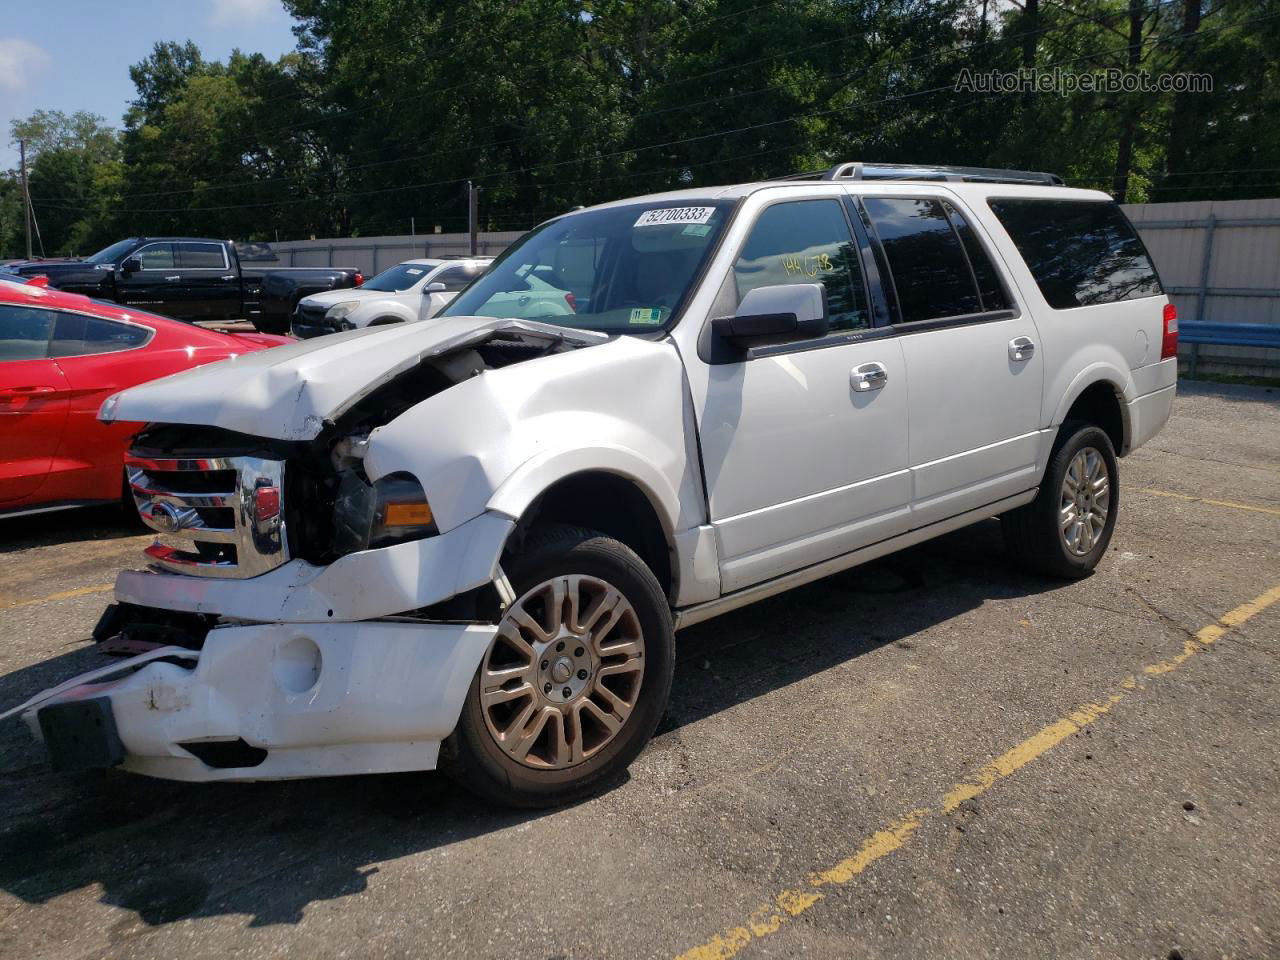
[1009,336,1035,361]
[165,275,180,281]
[851,362,888,392]
[221,275,236,281]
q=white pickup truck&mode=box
[9,163,1177,807]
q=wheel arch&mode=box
[493,461,678,602]
[1052,367,1132,456]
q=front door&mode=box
[859,195,1044,527]
[116,241,184,318]
[0,303,69,503]
[693,198,912,593]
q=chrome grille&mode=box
[125,454,289,579]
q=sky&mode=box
[0,0,301,170]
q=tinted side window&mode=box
[178,242,228,269]
[943,201,1011,311]
[0,304,53,361]
[136,242,176,270]
[433,266,474,292]
[733,199,869,332]
[988,198,1162,309]
[50,313,150,358]
[863,197,981,324]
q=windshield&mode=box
[361,262,436,292]
[441,200,733,332]
[84,239,139,265]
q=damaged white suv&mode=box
[8,163,1178,806]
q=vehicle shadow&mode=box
[0,519,1070,928]
[0,504,146,555]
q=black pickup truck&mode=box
[5,237,363,334]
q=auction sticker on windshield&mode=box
[629,308,663,325]
[634,206,715,227]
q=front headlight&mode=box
[326,300,362,321]
[332,471,436,554]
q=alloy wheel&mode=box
[480,575,645,769]
[1059,446,1111,556]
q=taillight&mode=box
[1161,302,1179,360]
[564,291,577,312]
[353,272,364,287]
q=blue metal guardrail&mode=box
[1177,320,1280,376]
[1179,321,1280,348]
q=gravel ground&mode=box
[0,381,1277,960]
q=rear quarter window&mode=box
[988,198,1162,309]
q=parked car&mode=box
[8,163,1177,807]
[3,238,363,334]
[291,257,492,338]
[0,279,290,519]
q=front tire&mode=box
[251,314,290,335]
[442,524,674,808]
[1002,422,1119,579]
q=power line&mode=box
[32,8,1278,216]
[68,0,1191,205]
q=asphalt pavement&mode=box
[0,380,1277,960]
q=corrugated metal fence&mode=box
[1124,199,1280,377]
[273,201,1280,377]
[270,231,526,274]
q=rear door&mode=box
[175,241,241,320]
[0,303,70,503]
[858,194,1044,527]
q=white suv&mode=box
[291,257,492,337]
[10,163,1177,807]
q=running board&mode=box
[672,489,1036,630]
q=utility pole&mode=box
[19,139,33,260]
[466,181,480,256]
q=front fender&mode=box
[353,300,416,327]
[487,444,683,536]
[362,335,703,535]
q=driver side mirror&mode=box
[120,256,141,275]
[712,283,829,352]
[423,281,446,294]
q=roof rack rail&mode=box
[778,162,1064,186]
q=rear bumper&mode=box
[12,620,496,781]
[1126,382,1176,454]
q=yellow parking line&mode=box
[1,584,114,612]
[674,582,1280,960]
[1139,487,1280,517]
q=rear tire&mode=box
[441,524,674,808]
[1002,421,1118,579]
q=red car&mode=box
[0,278,290,519]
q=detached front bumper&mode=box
[8,620,496,781]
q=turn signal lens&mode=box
[1161,302,1179,360]
[383,501,433,527]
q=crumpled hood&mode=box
[101,316,607,441]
